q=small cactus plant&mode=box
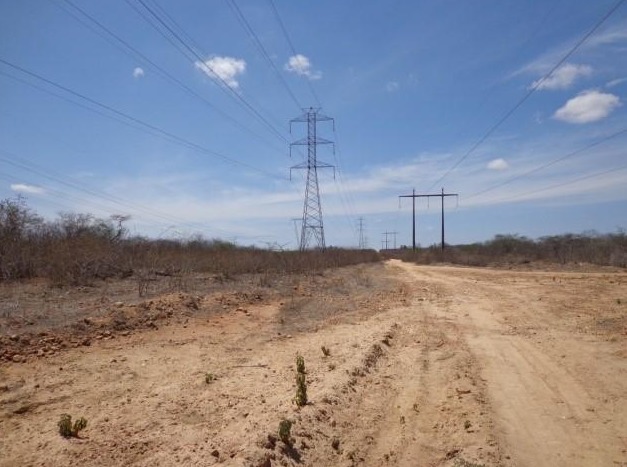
[294,354,307,407]
[278,419,292,444]
[58,414,87,438]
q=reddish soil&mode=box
[1,261,625,466]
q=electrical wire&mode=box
[466,126,627,200]
[493,163,627,204]
[225,0,302,110]
[427,0,626,191]
[0,150,240,237]
[52,0,286,154]
[129,0,289,144]
[0,58,288,181]
[266,0,322,108]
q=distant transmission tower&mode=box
[290,107,335,251]
[358,217,366,249]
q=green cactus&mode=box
[278,419,292,444]
[58,414,87,438]
[294,354,308,407]
[296,354,306,374]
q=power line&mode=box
[428,0,626,191]
[51,0,285,154]
[466,126,627,201]
[225,0,302,110]
[330,126,359,237]
[266,0,322,108]
[264,0,356,238]
[491,163,627,204]
[0,150,239,237]
[129,0,288,143]
[0,58,287,180]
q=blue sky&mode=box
[1,0,626,249]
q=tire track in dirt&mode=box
[294,264,504,467]
[396,261,627,467]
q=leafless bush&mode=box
[0,197,382,287]
[386,231,627,268]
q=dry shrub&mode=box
[0,197,382,287]
[385,231,627,268]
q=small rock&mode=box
[82,338,91,346]
[12,354,24,363]
[331,438,340,450]
[211,449,220,458]
[114,301,124,308]
[9,335,19,342]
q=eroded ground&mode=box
[1,261,625,466]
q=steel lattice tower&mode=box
[290,107,335,251]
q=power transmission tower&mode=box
[399,188,458,251]
[290,107,335,251]
[358,217,366,249]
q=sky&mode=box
[0,0,626,250]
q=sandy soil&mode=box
[1,260,625,466]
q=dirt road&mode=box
[1,261,625,466]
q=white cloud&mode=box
[585,23,627,48]
[132,67,144,79]
[606,77,627,88]
[195,56,246,89]
[11,183,45,195]
[284,54,321,80]
[553,90,621,124]
[531,63,592,90]
[511,21,627,81]
[386,81,399,92]
[487,158,509,171]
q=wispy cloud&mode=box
[132,67,144,79]
[553,89,621,123]
[531,63,592,90]
[606,77,627,88]
[11,183,45,195]
[487,158,509,170]
[195,56,246,89]
[511,21,627,79]
[284,54,321,80]
[386,81,399,92]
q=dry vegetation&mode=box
[0,196,380,286]
[385,232,627,269]
[1,197,625,466]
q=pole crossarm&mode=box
[399,188,458,251]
